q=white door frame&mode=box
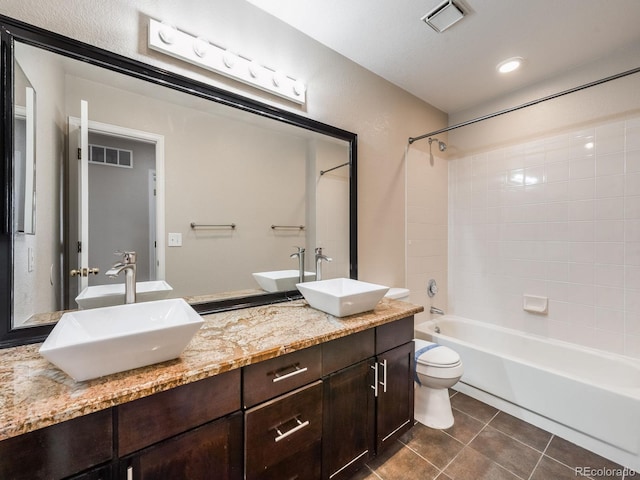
[68,117,166,280]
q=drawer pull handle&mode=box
[272,365,308,383]
[127,466,133,480]
[274,417,310,442]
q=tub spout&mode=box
[430,306,445,315]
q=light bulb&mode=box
[272,70,285,87]
[223,50,236,69]
[293,80,306,96]
[158,22,177,45]
[193,36,209,58]
[248,60,261,79]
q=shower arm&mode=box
[408,65,640,145]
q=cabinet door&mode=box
[322,359,375,480]
[376,342,414,452]
[120,412,243,480]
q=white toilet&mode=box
[413,338,463,429]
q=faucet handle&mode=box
[115,251,137,264]
[292,246,305,254]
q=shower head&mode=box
[428,137,447,152]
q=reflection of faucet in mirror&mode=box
[314,248,332,281]
[106,251,137,304]
[290,247,306,283]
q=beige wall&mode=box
[0,0,447,292]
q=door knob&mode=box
[70,267,100,277]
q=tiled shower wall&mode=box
[406,147,449,325]
[449,116,640,359]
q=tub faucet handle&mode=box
[427,279,438,297]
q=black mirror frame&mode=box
[0,15,357,348]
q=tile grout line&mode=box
[363,464,384,480]
[526,433,554,480]
[433,409,504,477]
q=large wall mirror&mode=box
[0,16,357,347]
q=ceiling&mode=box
[246,0,640,114]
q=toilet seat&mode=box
[414,339,463,380]
[415,339,461,367]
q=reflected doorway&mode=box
[67,117,165,309]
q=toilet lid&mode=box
[415,340,460,367]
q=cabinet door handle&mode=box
[370,362,379,397]
[379,359,388,393]
[127,466,133,480]
[272,365,308,383]
[274,417,310,442]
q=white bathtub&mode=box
[415,315,640,470]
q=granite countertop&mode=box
[0,298,422,441]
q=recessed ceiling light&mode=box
[497,57,524,74]
[421,0,465,33]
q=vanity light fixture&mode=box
[497,57,524,74]
[422,0,465,33]
[148,18,306,104]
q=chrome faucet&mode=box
[430,306,445,315]
[290,246,306,283]
[106,251,137,304]
[314,247,332,281]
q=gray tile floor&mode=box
[349,390,633,480]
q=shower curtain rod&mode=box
[408,65,640,145]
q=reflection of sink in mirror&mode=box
[39,298,203,381]
[296,278,389,317]
[252,270,315,293]
[75,281,173,309]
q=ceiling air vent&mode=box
[421,0,465,33]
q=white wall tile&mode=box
[595,152,624,177]
[447,115,640,357]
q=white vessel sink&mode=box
[253,270,315,292]
[75,280,173,309]
[39,298,203,381]
[296,278,389,317]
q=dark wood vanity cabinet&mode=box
[0,409,113,480]
[116,369,242,480]
[322,316,415,480]
[0,316,415,480]
[119,412,243,480]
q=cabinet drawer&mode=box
[118,369,241,456]
[245,381,322,479]
[322,328,374,376]
[376,315,414,354]
[243,345,322,408]
[255,441,321,480]
[0,409,112,480]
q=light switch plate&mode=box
[168,232,182,247]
